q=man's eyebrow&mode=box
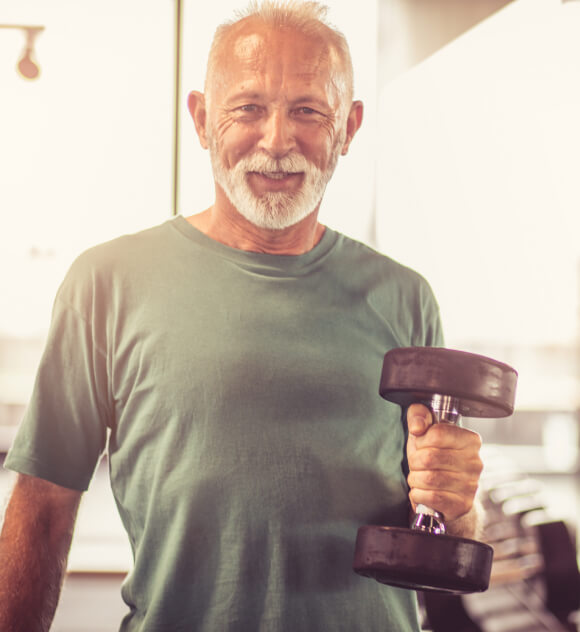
[222,91,333,112]
[290,95,332,110]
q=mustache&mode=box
[235,152,316,174]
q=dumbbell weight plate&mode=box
[353,525,494,594]
[380,347,517,418]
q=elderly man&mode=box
[0,1,483,630]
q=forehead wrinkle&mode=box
[208,25,347,115]
[233,32,264,63]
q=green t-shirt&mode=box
[6,216,444,631]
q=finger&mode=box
[412,424,482,451]
[408,441,484,478]
[408,487,475,522]
[407,468,480,497]
[406,403,433,437]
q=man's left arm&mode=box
[405,403,484,538]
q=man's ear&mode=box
[187,91,209,149]
[341,100,364,156]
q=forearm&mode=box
[0,475,80,632]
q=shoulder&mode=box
[331,230,434,294]
[55,219,178,312]
[61,219,187,294]
[329,230,444,346]
[71,220,176,274]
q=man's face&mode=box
[204,22,349,230]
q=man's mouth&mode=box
[257,171,298,180]
[246,170,304,192]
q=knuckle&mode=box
[465,455,484,477]
[426,490,446,510]
[426,424,447,445]
[419,449,440,470]
[408,488,420,505]
[423,470,441,489]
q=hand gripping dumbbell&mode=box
[353,347,518,594]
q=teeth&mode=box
[262,172,288,180]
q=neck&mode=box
[186,199,326,255]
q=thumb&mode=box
[407,403,433,437]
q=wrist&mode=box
[446,499,483,539]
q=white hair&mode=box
[204,0,354,106]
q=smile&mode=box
[247,171,305,193]
[257,171,299,180]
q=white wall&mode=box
[0,0,174,338]
[376,0,580,411]
[377,0,580,349]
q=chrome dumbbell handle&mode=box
[412,505,447,534]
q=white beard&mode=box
[207,136,343,230]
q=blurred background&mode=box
[1,0,579,629]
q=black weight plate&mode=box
[380,347,517,418]
[535,521,580,616]
[353,525,494,594]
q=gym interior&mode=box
[1,0,579,630]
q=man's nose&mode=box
[257,110,296,158]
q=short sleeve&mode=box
[4,288,111,491]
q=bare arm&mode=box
[0,473,82,632]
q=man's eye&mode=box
[239,104,258,113]
[298,107,316,115]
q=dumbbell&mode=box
[353,347,518,594]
